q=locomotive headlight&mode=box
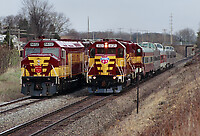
[113,76,117,80]
[105,42,108,48]
[37,60,40,65]
[93,76,96,80]
[89,76,92,79]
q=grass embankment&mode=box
[140,60,200,136]
[0,67,23,102]
[0,47,23,102]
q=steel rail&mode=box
[30,95,111,136]
[0,95,95,136]
[0,96,31,108]
[0,98,47,114]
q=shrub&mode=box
[0,47,20,75]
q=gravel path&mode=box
[0,87,89,132]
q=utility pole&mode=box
[130,28,132,41]
[87,16,90,40]
[170,13,173,45]
[163,29,167,45]
[8,26,11,48]
[136,30,139,43]
[118,28,123,39]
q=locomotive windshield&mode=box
[25,48,40,57]
[25,47,60,57]
[42,48,59,57]
[107,48,116,54]
[96,48,116,54]
[97,48,104,54]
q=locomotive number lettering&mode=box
[96,44,117,48]
[96,44,104,48]
[44,42,54,46]
[108,44,117,48]
[30,43,39,46]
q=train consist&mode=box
[21,39,86,96]
[20,38,176,96]
[87,40,176,93]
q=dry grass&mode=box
[0,67,24,102]
[140,92,200,136]
[0,47,20,75]
[139,62,200,136]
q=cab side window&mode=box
[117,48,124,58]
[90,48,95,58]
[136,48,142,56]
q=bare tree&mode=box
[176,28,196,44]
[51,12,70,34]
[22,0,53,37]
[2,15,16,27]
[21,0,70,38]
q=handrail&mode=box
[51,64,60,84]
[86,57,94,83]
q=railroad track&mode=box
[0,97,48,114]
[174,56,193,66]
[0,94,113,136]
[0,96,31,108]
[0,57,192,136]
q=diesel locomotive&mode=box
[86,39,143,93]
[87,40,176,93]
[20,39,86,96]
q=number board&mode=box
[96,44,117,48]
[96,44,104,48]
[108,44,117,48]
[30,43,39,46]
[44,42,54,46]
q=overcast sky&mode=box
[1,0,200,34]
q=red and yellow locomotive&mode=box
[21,39,86,96]
[86,39,143,93]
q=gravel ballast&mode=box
[43,64,186,136]
[0,88,89,132]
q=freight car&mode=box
[20,39,86,96]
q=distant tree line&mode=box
[0,0,70,41]
[66,28,197,46]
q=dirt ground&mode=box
[103,59,200,136]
